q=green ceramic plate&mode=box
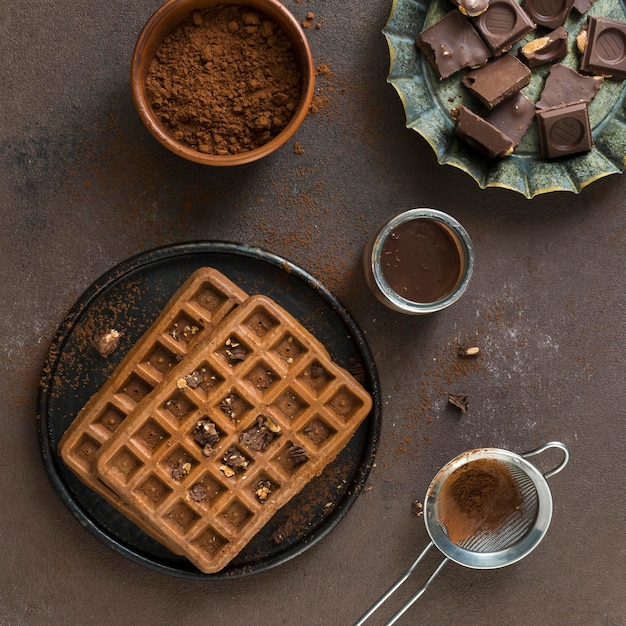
[383,0,626,197]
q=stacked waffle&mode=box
[58,268,372,573]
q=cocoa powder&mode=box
[437,458,523,546]
[145,5,302,155]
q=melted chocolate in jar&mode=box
[381,219,462,303]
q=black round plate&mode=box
[37,242,382,579]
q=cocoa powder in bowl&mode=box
[132,0,315,165]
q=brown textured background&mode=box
[1,1,625,624]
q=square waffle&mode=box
[95,294,373,573]
[58,267,248,549]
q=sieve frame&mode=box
[424,447,555,570]
[353,441,569,626]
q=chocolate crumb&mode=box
[193,419,220,454]
[189,483,207,502]
[255,479,274,503]
[448,393,469,413]
[184,370,203,388]
[222,445,248,470]
[172,461,191,481]
[239,415,276,451]
[289,444,308,465]
[93,329,123,357]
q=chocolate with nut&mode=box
[518,27,569,67]
[580,16,626,81]
[453,105,515,158]
[415,10,491,79]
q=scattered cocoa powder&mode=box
[145,5,303,155]
[436,458,523,546]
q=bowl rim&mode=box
[131,0,316,166]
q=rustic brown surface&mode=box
[1,0,625,624]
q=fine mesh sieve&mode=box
[355,442,569,626]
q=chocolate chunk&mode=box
[288,444,308,465]
[451,0,491,17]
[193,419,220,453]
[471,0,536,56]
[536,63,604,109]
[462,54,531,109]
[580,16,626,81]
[222,445,248,470]
[485,92,535,147]
[536,102,593,158]
[239,415,276,452]
[572,0,594,14]
[522,0,575,29]
[415,10,491,79]
[453,105,515,158]
[518,27,569,67]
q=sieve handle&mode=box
[521,441,569,479]
[353,542,448,626]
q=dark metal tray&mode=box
[37,242,381,579]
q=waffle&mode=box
[95,294,373,573]
[58,268,248,549]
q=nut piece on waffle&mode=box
[57,268,248,549]
[95,294,373,573]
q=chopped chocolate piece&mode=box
[189,483,207,502]
[415,10,491,80]
[522,0,575,29]
[471,0,536,56]
[224,338,247,363]
[462,54,531,109]
[193,419,220,453]
[536,102,593,158]
[448,393,469,413]
[580,16,626,81]
[453,105,515,158]
[572,0,594,14]
[518,27,569,67]
[239,415,276,451]
[485,92,535,147]
[93,329,123,358]
[536,63,604,109]
[288,444,308,465]
[183,370,203,388]
[171,461,191,481]
[222,445,248,470]
[452,0,491,17]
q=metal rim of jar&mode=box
[367,208,474,314]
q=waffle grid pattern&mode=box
[96,294,372,573]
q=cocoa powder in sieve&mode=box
[145,5,303,155]
[437,458,523,546]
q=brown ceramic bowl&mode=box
[131,0,315,166]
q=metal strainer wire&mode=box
[355,442,569,626]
